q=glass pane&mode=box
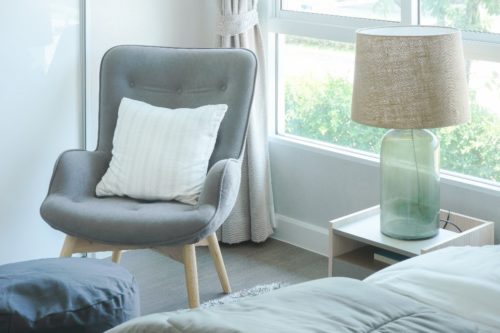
[436,60,500,183]
[282,35,385,154]
[281,35,500,183]
[281,0,400,21]
[420,0,500,34]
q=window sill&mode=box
[269,134,500,197]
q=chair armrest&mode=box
[45,150,111,198]
[198,158,242,224]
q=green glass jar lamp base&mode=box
[381,199,439,240]
[380,129,440,240]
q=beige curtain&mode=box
[216,0,274,243]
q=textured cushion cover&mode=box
[0,258,139,333]
[96,98,227,205]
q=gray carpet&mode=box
[118,239,328,315]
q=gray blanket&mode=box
[109,277,488,333]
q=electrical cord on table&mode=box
[440,210,462,233]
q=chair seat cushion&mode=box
[0,258,139,333]
[40,194,216,246]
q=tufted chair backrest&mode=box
[96,46,257,168]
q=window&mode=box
[271,0,500,185]
[281,0,400,21]
[420,0,500,34]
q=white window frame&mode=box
[265,0,500,195]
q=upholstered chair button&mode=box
[221,84,227,91]
[129,81,135,87]
[177,88,183,94]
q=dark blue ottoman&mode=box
[0,258,140,333]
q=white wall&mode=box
[270,137,500,255]
[86,0,217,149]
[0,0,83,264]
[0,0,219,264]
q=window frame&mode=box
[266,0,500,193]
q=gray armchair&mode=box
[40,46,257,308]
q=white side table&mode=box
[328,205,494,279]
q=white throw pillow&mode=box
[96,97,227,205]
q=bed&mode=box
[108,245,500,333]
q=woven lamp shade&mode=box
[351,26,470,129]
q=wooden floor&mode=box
[119,239,328,315]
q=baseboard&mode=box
[272,214,329,257]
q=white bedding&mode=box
[107,312,175,333]
[366,245,500,330]
[109,245,500,332]
[110,277,488,333]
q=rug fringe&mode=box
[201,282,289,308]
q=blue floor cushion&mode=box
[0,257,139,333]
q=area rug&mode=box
[201,282,289,308]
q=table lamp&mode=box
[351,26,469,240]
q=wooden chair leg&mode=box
[207,233,231,294]
[60,235,78,257]
[183,244,200,308]
[111,250,122,263]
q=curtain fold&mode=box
[217,0,275,243]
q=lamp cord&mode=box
[411,129,424,216]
